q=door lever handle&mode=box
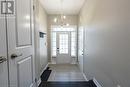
[11,53,23,59]
[0,56,7,64]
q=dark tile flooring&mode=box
[39,67,97,87]
[39,80,97,87]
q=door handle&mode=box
[11,53,23,59]
[57,48,59,51]
[0,56,7,64]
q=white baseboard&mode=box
[82,73,88,81]
[40,63,49,76]
[37,63,49,87]
[93,78,102,87]
[30,82,36,87]
[37,78,41,87]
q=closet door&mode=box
[0,0,8,86]
[7,0,35,86]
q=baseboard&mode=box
[82,73,88,81]
[37,78,41,87]
[30,82,36,87]
[40,63,49,76]
[93,78,102,87]
[37,63,49,87]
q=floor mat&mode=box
[41,69,52,81]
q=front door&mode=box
[7,0,35,86]
[0,2,8,86]
[56,32,71,64]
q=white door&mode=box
[7,0,35,87]
[78,27,84,72]
[0,4,8,87]
[56,32,71,64]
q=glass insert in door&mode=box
[59,34,69,54]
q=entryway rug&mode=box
[41,67,52,81]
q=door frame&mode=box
[78,26,85,72]
[50,25,78,64]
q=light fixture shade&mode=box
[53,0,68,26]
[53,15,68,27]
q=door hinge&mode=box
[35,78,37,82]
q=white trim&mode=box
[93,78,102,87]
[37,79,41,87]
[40,63,49,76]
[37,63,49,87]
[51,25,77,29]
[82,73,88,81]
[30,82,36,87]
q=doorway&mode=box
[51,26,77,64]
[56,32,71,64]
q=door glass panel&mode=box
[59,34,69,54]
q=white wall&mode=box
[47,15,78,61]
[34,0,48,81]
[79,0,130,87]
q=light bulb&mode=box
[66,23,69,26]
[63,16,66,19]
[54,18,57,23]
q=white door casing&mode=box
[78,27,84,72]
[0,1,8,86]
[56,32,71,64]
[7,0,35,87]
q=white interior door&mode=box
[0,5,8,87]
[7,0,35,86]
[56,32,71,64]
[78,27,84,72]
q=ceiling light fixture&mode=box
[53,0,69,27]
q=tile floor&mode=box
[48,64,85,82]
[51,58,77,64]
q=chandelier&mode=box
[53,0,69,26]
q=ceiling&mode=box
[39,0,86,15]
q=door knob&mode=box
[0,56,7,64]
[11,53,23,59]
